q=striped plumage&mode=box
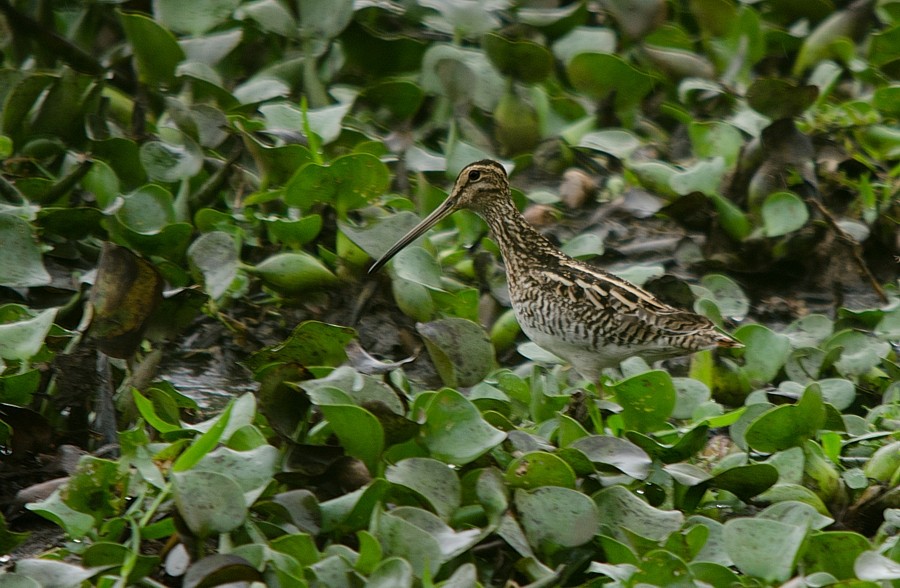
[370,160,741,380]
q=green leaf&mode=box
[0,215,51,288]
[570,435,652,479]
[579,129,641,160]
[0,307,55,362]
[567,53,655,112]
[744,387,825,453]
[609,370,676,433]
[173,470,247,536]
[483,33,553,84]
[154,0,241,35]
[119,11,186,85]
[421,389,506,465]
[319,402,384,474]
[417,318,495,388]
[285,153,390,214]
[735,324,790,384]
[724,518,806,582]
[854,551,900,581]
[505,451,577,490]
[762,192,809,237]
[187,231,239,300]
[593,485,684,543]
[244,321,355,372]
[386,458,461,519]
[172,401,233,472]
[516,487,599,555]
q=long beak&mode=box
[369,196,458,273]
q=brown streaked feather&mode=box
[370,160,741,379]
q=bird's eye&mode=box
[468,170,481,181]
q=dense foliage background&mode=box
[0,0,898,585]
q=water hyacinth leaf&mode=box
[260,100,353,144]
[421,389,506,465]
[824,330,891,377]
[670,158,726,197]
[265,215,322,248]
[632,549,693,587]
[297,0,354,40]
[365,80,425,120]
[579,129,641,160]
[609,370,676,433]
[80,159,120,209]
[626,425,709,464]
[747,79,819,119]
[119,11,185,86]
[115,185,177,233]
[783,314,833,348]
[594,485,684,543]
[320,479,390,534]
[187,231,238,300]
[195,445,278,504]
[553,27,616,66]
[319,403,384,473]
[697,274,749,322]
[375,507,483,577]
[483,33,553,83]
[671,377,710,419]
[762,192,809,237]
[0,307,56,362]
[505,451,577,490]
[724,518,806,582]
[391,247,443,289]
[173,470,247,536]
[244,321,355,371]
[25,489,95,539]
[421,44,504,111]
[642,46,715,80]
[567,53,655,111]
[803,531,872,580]
[246,251,338,296]
[516,487,599,554]
[154,0,240,35]
[140,133,203,183]
[744,387,825,453]
[366,557,414,588]
[0,214,51,288]
[416,318,494,388]
[420,0,502,37]
[708,193,751,241]
[385,458,461,519]
[284,153,390,213]
[734,324,790,384]
[710,464,778,501]
[569,435,651,479]
[688,121,744,167]
[10,561,95,587]
[183,554,264,588]
[855,550,900,581]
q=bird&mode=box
[369,159,741,380]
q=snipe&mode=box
[370,160,741,380]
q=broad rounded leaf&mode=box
[421,389,506,465]
[0,307,56,362]
[173,470,247,536]
[762,192,809,237]
[386,458,461,519]
[417,318,494,388]
[119,11,185,85]
[609,370,676,433]
[724,518,806,582]
[0,214,51,288]
[505,451,577,490]
[187,231,238,300]
[516,487,599,553]
[570,435,652,479]
[593,485,684,542]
